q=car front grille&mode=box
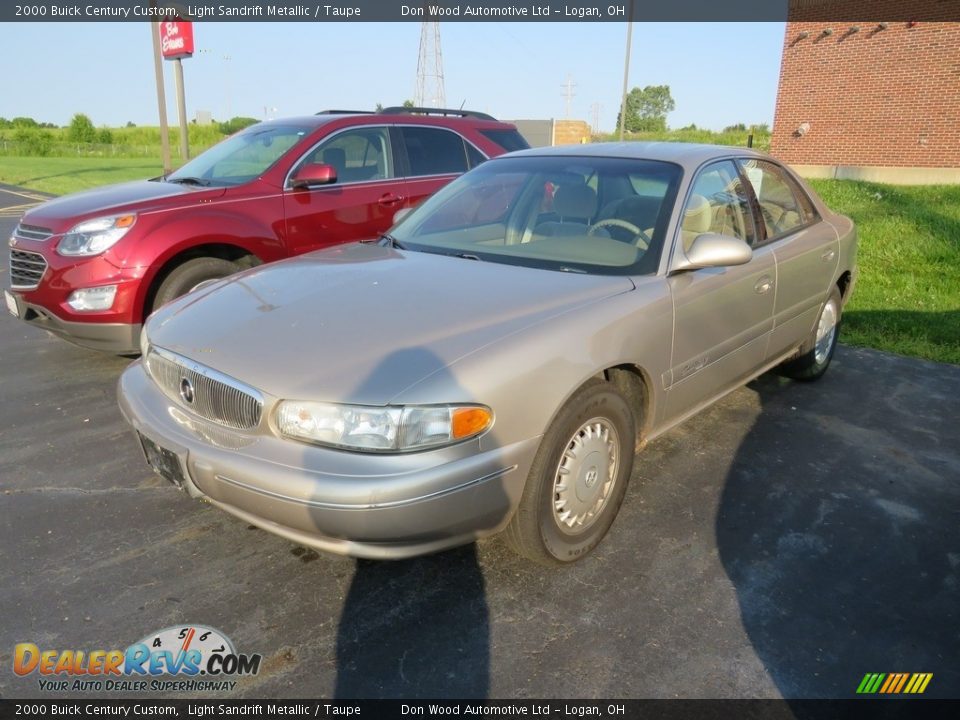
[9,250,48,289]
[14,224,54,242]
[145,347,263,431]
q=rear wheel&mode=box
[504,379,635,565]
[779,285,842,381]
[151,257,239,313]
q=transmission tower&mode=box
[561,74,576,119]
[415,22,445,108]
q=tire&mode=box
[504,378,636,565]
[778,285,843,382]
[151,257,240,313]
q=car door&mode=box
[739,159,839,359]
[282,125,403,255]
[664,160,776,422]
[395,125,482,211]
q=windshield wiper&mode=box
[452,252,482,261]
[167,176,211,186]
[379,233,407,250]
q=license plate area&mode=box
[4,290,20,318]
[138,433,187,489]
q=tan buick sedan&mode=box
[119,143,857,565]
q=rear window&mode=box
[480,129,531,153]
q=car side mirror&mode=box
[672,233,753,273]
[290,163,337,189]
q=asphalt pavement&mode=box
[0,188,957,700]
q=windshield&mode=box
[390,155,682,275]
[166,124,311,186]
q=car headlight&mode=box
[275,401,493,452]
[58,214,137,256]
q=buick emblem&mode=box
[585,467,599,488]
[179,377,195,404]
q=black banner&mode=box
[2,700,960,720]
[4,1,786,23]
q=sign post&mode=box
[150,22,171,174]
[159,20,194,163]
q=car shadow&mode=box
[297,347,512,699]
[334,545,490,698]
[715,348,960,698]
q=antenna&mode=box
[415,21,445,108]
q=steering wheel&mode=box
[587,218,651,250]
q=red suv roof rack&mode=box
[380,106,498,121]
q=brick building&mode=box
[772,0,960,183]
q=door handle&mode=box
[378,193,404,207]
[821,249,836,262]
[754,276,773,295]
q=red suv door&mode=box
[282,125,406,253]
[395,125,485,211]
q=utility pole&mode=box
[618,2,634,141]
[150,21,172,174]
[590,102,601,135]
[561,74,576,119]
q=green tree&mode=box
[217,116,259,135]
[11,116,38,128]
[97,128,114,144]
[617,85,675,133]
[67,113,97,143]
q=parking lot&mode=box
[1,188,958,700]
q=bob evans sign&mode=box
[160,21,193,60]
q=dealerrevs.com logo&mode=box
[14,625,262,692]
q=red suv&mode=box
[4,107,528,354]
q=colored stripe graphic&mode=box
[857,672,932,694]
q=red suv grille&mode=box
[9,249,48,289]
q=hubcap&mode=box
[814,299,838,365]
[552,418,620,535]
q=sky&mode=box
[0,22,785,132]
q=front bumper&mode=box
[7,239,146,354]
[118,361,540,559]
[11,294,141,354]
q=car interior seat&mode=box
[533,183,598,238]
[681,194,713,252]
[322,148,348,179]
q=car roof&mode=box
[505,141,770,170]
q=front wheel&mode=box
[504,379,636,565]
[151,257,240,313]
[778,285,843,381]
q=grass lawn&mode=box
[1,156,956,364]
[0,156,163,195]
[809,180,960,365]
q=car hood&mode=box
[149,243,635,405]
[23,180,226,228]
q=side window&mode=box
[299,127,392,184]
[739,159,814,240]
[400,127,470,177]
[680,161,756,251]
[465,143,487,169]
